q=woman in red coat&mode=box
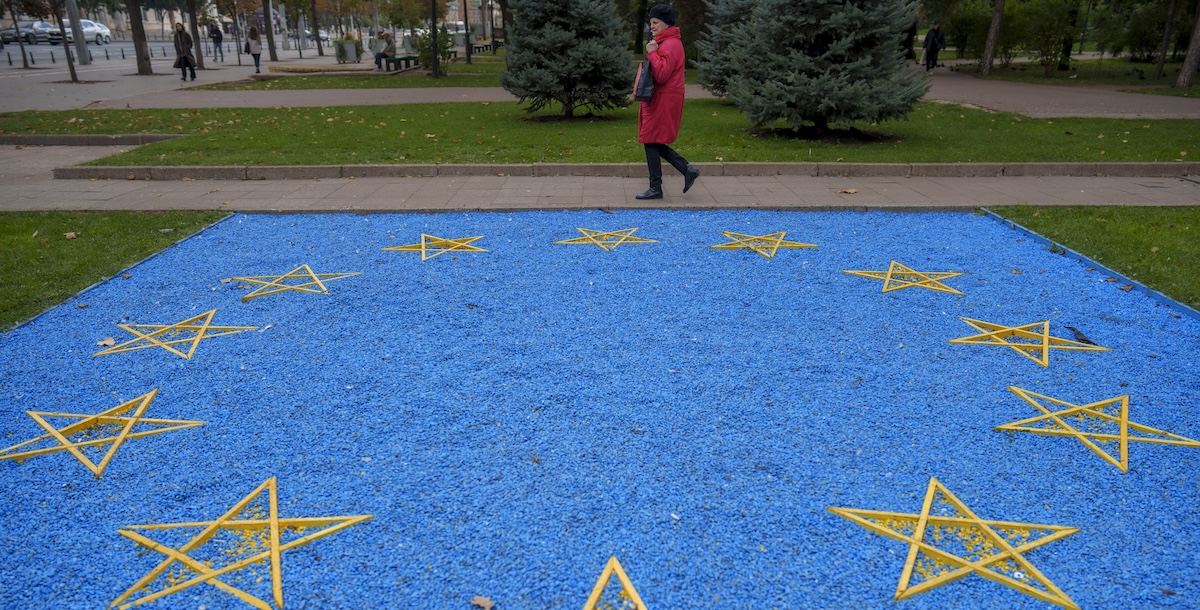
[636,4,700,200]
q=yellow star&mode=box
[383,234,487,260]
[94,309,257,360]
[998,386,1200,473]
[111,477,372,610]
[829,477,1079,609]
[555,228,657,252]
[948,317,1108,367]
[709,231,817,258]
[229,264,361,302]
[0,389,202,478]
[843,260,964,295]
[583,556,647,610]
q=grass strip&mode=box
[0,211,230,331]
[1,101,1196,166]
[955,58,1199,97]
[990,206,1200,310]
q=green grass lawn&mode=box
[0,211,229,330]
[990,206,1200,310]
[1,101,1196,166]
[957,57,1200,97]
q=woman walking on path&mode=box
[247,26,263,74]
[173,22,197,81]
[635,4,699,200]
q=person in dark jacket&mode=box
[209,22,224,62]
[635,4,699,200]
[923,21,946,72]
[173,22,197,81]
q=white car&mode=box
[47,19,112,45]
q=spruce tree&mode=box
[695,0,756,97]
[499,0,635,117]
[725,0,928,132]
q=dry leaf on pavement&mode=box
[96,337,116,347]
[837,188,858,194]
[470,595,496,610]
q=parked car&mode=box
[288,28,330,42]
[45,22,76,45]
[82,20,113,44]
[0,20,52,45]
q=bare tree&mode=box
[124,0,154,73]
[980,0,1005,76]
[309,0,323,56]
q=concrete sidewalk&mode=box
[3,146,1197,212]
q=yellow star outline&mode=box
[583,556,647,610]
[998,386,1200,473]
[111,477,372,610]
[229,264,361,302]
[555,228,657,252]
[0,389,202,478]
[829,477,1079,609]
[382,234,488,260]
[843,260,964,295]
[709,231,817,258]
[94,309,257,360]
[948,317,1108,368]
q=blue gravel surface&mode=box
[0,210,1197,609]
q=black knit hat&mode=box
[648,4,676,26]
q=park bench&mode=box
[383,55,418,71]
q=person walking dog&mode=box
[173,22,197,81]
[635,4,699,200]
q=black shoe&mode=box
[635,187,663,200]
[181,77,187,81]
[683,166,700,193]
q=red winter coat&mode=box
[637,26,685,145]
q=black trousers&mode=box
[178,59,196,79]
[924,47,940,70]
[644,143,689,190]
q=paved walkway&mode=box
[1,50,1198,211]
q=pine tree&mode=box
[695,0,756,97]
[499,0,635,117]
[724,0,928,132]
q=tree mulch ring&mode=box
[521,113,623,123]
[749,125,897,144]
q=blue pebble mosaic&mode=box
[0,209,1197,609]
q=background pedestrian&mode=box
[173,22,197,81]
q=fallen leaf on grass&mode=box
[837,188,858,194]
[96,337,116,347]
[471,596,495,610]
[31,230,38,238]
[64,232,77,239]
[1150,246,1160,252]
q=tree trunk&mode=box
[634,0,648,53]
[980,0,1006,76]
[903,20,917,61]
[263,0,279,61]
[5,2,30,68]
[1057,1,1080,70]
[124,0,153,73]
[310,0,324,56]
[187,0,205,70]
[49,2,80,82]
[1178,1,1200,87]
[463,0,471,64]
[1155,0,1180,79]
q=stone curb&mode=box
[49,161,1200,181]
[0,134,181,146]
